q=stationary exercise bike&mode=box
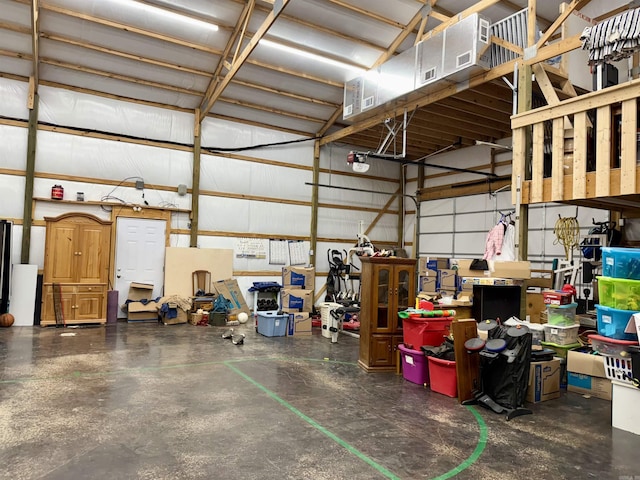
[462,320,533,421]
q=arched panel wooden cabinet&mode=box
[41,213,112,326]
[358,257,416,372]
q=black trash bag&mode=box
[481,325,532,410]
[421,337,455,361]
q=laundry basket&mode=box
[320,302,341,339]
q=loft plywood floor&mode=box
[0,323,638,480]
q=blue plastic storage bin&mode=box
[257,312,288,337]
[601,247,640,280]
[596,304,639,341]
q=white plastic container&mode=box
[543,323,579,346]
[504,317,545,345]
[612,381,640,435]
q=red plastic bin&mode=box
[427,357,457,398]
[403,315,453,349]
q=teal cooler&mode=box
[257,312,288,337]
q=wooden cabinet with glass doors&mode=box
[358,257,416,372]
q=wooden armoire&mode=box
[358,257,416,372]
[42,213,112,326]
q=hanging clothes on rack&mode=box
[483,219,505,261]
[500,221,516,261]
[484,213,515,261]
[580,8,640,65]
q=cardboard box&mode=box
[213,279,250,315]
[282,266,315,290]
[526,359,561,403]
[281,288,312,313]
[526,292,546,324]
[420,269,438,292]
[160,305,188,325]
[461,277,519,286]
[128,282,154,301]
[419,258,448,274]
[455,259,489,278]
[491,261,531,279]
[525,277,553,289]
[189,312,203,325]
[127,300,159,322]
[438,289,456,298]
[459,281,474,293]
[287,312,312,336]
[438,269,457,289]
[567,350,612,401]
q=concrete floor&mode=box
[0,322,638,480]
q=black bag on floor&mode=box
[481,326,532,410]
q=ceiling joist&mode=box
[199,0,291,119]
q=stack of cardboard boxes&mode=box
[281,266,314,336]
[418,258,460,298]
[419,258,533,300]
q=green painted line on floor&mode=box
[225,360,402,480]
[0,356,355,384]
[1,353,487,478]
[429,405,488,480]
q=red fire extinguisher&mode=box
[51,185,64,200]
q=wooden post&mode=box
[416,164,425,258]
[309,140,320,267]
[516,63,532,263]
[452,319,480,404]
[397,164,404,251]
[21,91,39,264]
[190,109,201,248]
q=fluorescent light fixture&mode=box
[260,39,366,75]
[128,0,219,31]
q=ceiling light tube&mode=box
[129,0,219,31]
[260,39,366,75]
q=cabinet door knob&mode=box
[78,251,82,256]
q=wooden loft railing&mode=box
[511,78,640,211]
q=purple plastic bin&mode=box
[398,344,430,386]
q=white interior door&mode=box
[115,217,166,318]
